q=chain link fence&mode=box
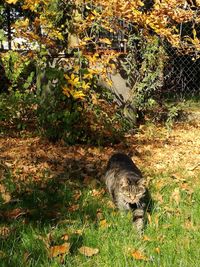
[163,12,200,100]
[163,47,200,100]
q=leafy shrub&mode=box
[0,91,37,130]
[35,49,130,145]
[80,86,131,145]
[1,51,36,92]
[120,34,166,119]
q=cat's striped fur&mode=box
[103,153,150,232]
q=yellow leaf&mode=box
[78,246,99,257]
[6,0,18,4]
[99,219,108,228]
[74,77,79,83]
[99,38,112,45]
[81,81,90,90]
[192,28,197,39]
[49,243,70,258]
[62,86,71,97]
[155,247,160,254]
[83,73,93,79]
[147,213,152,225]
[72,90,85,100]
[143,235,151,242]
[64,74,70,80]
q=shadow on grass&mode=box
[0,157,107,265]
[0,157,105,225]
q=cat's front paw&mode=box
[133,209,144,233]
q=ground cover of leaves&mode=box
[0,120,200,266]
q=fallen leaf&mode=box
[1,192,11,203]
[73,190,82,201]
[67,204,79,212]
[147,213,152,225]
[143,235,151,242]
[3,208,27,219]
[74,229,83,235]
[99,219,109,228]
[183,220,196,230]
[171,173,185,181]
[0,184,11,203]
[107,200,115,208]
[131,250,149,261]
[170,188,180,205]
[154,193,163,204]
[49,243,70,258]
[180,183,194,195]
[83,176,98,188]
[91,188,105,197]
[154,180,166,189]
[155,247,160,254]
[0,226,11,238]
[23,252,31,264]
[0,251,6,258]
[154,215,159,228]
[78,246,99,257]
[61,234,69,241]
[96,209,103,220]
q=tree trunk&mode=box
[6,5,12,50]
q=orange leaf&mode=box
[131,250,149,261]
[99,219,108,228]
[67,204,79,212]
[4,208,27,219]
[49,243,70,258]
[78,246,99,257]
[91,189,105,197]
[73,190,82,201]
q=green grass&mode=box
[1,166,200,267]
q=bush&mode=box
[120,34,166,120]
[1,51,36,92]
[35,51,131,145]
[0,91,37,130]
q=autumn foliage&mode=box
[1,0,200,142]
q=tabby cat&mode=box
[103,153,149,232]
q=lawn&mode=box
[0,119,200,267]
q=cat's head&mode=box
[119,177,146,204]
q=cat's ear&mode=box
[137,178,146,186]
[120,177,129,187]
